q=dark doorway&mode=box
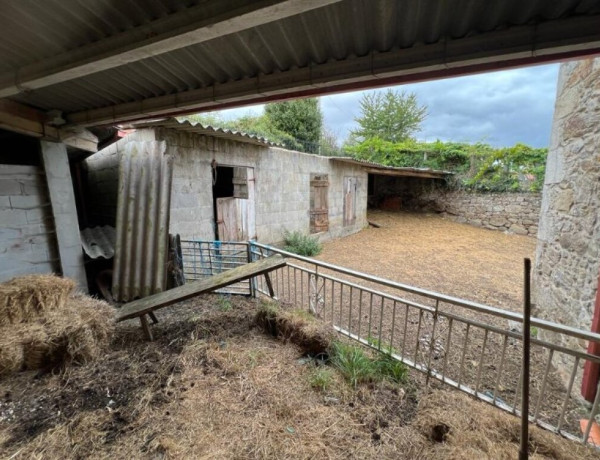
[212,166,234,239]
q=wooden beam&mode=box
[0,100,97,151]
[66,14,600,127]
[117,255,286,322]
[363,168,448,179]
[0,0,341,98]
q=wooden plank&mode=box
[140,315,154,341]
[117,255,286,322]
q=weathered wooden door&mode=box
[343,176,357,226]
[216,167,255,241]
[310,174,329,233]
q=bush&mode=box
[283,230,322,257]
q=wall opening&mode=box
[212,164,255,241]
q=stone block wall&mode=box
[371,175,540,236]
[534,58,600,351]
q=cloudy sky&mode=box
[218,63,560,148]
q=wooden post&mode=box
[264,272,275,297]
[140,315,154,341]
[519,258,532,460]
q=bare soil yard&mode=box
[319,210,536,311]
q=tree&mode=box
[351,89,427,143]
[265,98,323,153]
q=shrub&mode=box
[283,230,322,257]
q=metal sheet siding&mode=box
[112,140,174,301]
[5,0,599,113]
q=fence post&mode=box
[247,241,256,298]
[520,258,532,460]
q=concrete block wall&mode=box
[84,130,156,226]
[159,129,367,244]
[0,164,60,281]
[86,128,368,247]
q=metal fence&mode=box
[247,242,600,446]
[180,240,252,295]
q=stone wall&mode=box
[371,175,540,236]
[534,58,600,352]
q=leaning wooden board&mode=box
[117,255,286,323]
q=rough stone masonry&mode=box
[534,58,600,353]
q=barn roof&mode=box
[1,0,599,133]
[127,118,280,147]
[329,157,453,179]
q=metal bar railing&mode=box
[249,241,600,445]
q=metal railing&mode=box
[247,242,600,446]
[180,240,253,295]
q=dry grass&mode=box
[0,295,595,459]
[0,277,115,376]
[0,275,75,326]
[255,301,335,356]
[414,391,598,460]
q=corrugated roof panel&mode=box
[329,156,453,178]
[81,225,116,259]
[129,117,281,146]
[112,140,173,302]
[3,0,600,115]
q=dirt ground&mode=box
[319,210,536,311]
[1,295,597,460]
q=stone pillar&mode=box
[534,58,600,352]
[40,141,88,290]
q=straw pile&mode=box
[255,301,335,356]
[0,275,115,376]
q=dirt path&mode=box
[318,210,536,311]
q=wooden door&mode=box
[343,176,357,226]
[216,167,256,241]
[310,174,329,233]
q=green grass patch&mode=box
[330,341,409,389]
[216,295,232,312]
[308,367,335,392]
[283,230,322,257]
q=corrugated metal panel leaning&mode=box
[112,141,174,302]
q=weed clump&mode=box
[283,230,322,257]
[330,341,408,388]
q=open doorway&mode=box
[211,164,256,241]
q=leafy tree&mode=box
[351,89,427,143]
[265,98,323,153]
[319,128,342,156]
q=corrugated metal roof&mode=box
[128,117,280,146]
[3,0,599,121]
[329,156,453,179]
[112,140,173,302]
[81,226,116,259]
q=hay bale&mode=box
[256,302,334,356]
[0,274,75,326]
[0,337,24,376]
[0,291,115,376]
